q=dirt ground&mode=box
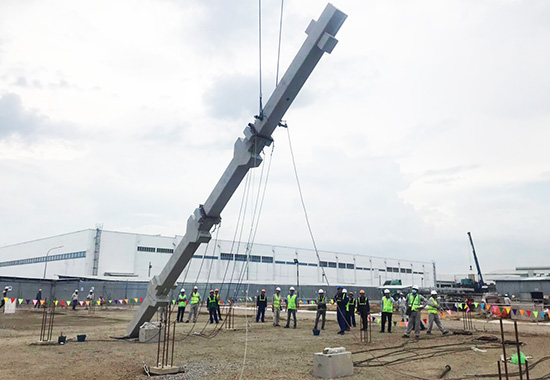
[1,306,549,380]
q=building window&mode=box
[157,248,174,254]
[338,263,346,269]
[221,253,234,260]
[250,255,261,262]
[275,260,286,264]
[261,256,273,263]
[0,251,86,268]
[137,246,155,252]
[307,263,317,267]
[235,254,247,261]
[328,262,337,268]
[346,263,355,269]
[203,255,218,260]
[320,261,328,268]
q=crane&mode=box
[126,4,347,338]
[466,231,486,292]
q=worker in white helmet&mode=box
[314,289,327,330]
[403,285,427,339]
[186,286,201,323]
[272,287,282,326]
[380,289,396,333]
[71,289,79,310]
[284,287,298,329]
[426,290,448,335]
[176,289,187,322]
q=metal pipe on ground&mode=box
[439,364,451,378]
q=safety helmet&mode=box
[342,288,347,293]
[289,287,295,291]
[210,289,214,293]
[349,291,354,296]
[384,289,390,294]
[261,289,266,293]
[215,289,219,292]
[359,290,365,294]
[276,287,281,291]
[38,289,42,292]
[318,289,324,294]
[194,286,198,290]
[337,285,343,290]
[412,285,419,290]
[75,289,78,292]
[431,290,437,295]
[181,289,185,293]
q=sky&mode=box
[0,0,549,275]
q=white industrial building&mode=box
[0,228,435,289]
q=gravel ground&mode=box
[1,306,549,380]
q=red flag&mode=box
[61,301,66,306]
[10,298,15,303]
[139,297,143,302]
[423,319,427,324]
[526,310,532,317]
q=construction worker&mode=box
[314,289,327,330]
[357,290,370,331]
[215,289,222,321]
[86,289,94,310]
[403,285,426,339]
[334,286,348,335]
[346,291,357,329]
[186,286,201,323]
[503,294,512,306]
[284,287,297,329]
[206,290,219,324]
[380,289,395,333]
[35,289,42,308]
[0,286,9,309]
[71,289,79,310]
[426,290,449,335]
[272,287,282,326]
[398,292,408,322]
[256,289,267,323]
[176,289,187,322]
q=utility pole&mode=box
[126,3,347,338]
[148,262,152,278]
[43,245,63,279]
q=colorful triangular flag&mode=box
[33,299,38,306]
[519,310,525,316]
[40,300,45,306]
[79,301,84,306]
[526,310,532,317]
[534,311,539,318]
[18,298,23,305]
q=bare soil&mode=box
[1,306,549,380]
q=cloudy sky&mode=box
[1,0,549,275]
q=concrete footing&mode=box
[149,365,182,375]
[139,322,163,343]
[313,347,353,379]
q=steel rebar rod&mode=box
[514,321,523,380]
[500,318,509,380]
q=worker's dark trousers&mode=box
[381,312,393,332]
[337,307,346,332]
[217,305,222,320]
[72,301,77,310]
[177,306,186,322]
[349,311,356,327]
[256,307,266,322]
[314,309,326,330]
[209,308,219,323]
[285,309,297,327]
[359,312,369,330]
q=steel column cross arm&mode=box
[127,3,347,338]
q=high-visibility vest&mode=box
[216,293,220,301]
[273,294,281,308]
[408,294,421,311]
[358,296,368,306]
[208,295,217,308]
[258,294,266,302]
[287,294,297,310]
[318,296,327,305]
[191,292,200,304]
[382,297,393,313]
[428,297,439,314]
[177,294,187,307]
[346,299,355,312]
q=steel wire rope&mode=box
[275,0,284,86]
[258,0,263,118]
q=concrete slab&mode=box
[313,347,353,379]
[149,365,182,375]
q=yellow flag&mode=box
[97,300,101,306]
[134,298,138,303]
[85,301,90,306]
[54,300,59,306]
[125,299,129,304]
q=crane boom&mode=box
[467,232,485,290]
[127,3,347,337]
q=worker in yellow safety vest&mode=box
[207,289,219,324]
[256,289,267,323]
[186,286,201,323]
[403,285,426,339]
[346,291,357,329]
[272,287,282,327]
[215,288,222,321]
[284,287,298,329]
[176,289,187,322]
[426,290,448,335]
[380,289,395,333]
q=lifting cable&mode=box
[258,0,264,118]
[275,0,285,86]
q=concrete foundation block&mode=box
[313,347,353,379]
[149,365,182,375]
[139,322,163,343]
